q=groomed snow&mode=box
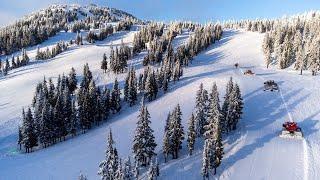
[0,29,320,180]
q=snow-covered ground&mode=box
[1,29,320,180]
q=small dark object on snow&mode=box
[280,122,303,138]
[244,70,254,75]
[235,63,239,68]
[264,80,279,91]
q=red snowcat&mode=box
[280,122,303,138]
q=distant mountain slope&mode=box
[0,4,140,56]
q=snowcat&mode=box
[263,80,279,91]
[244,70,255,75]
[280,122,303,139]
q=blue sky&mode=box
[1,0,320,26]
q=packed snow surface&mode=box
[0,29,320,180]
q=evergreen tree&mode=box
[69,99,78,136]
[22,108,38,153]
[101,53,108,73]
[111,78,121,113]
[202,139,211,179]
[205,83,222,139]
[194,83,208,136]
[62,87,72,136]
[124,156,134,180]
[222,78,233,133]
[98,129,119,180]
[144,70,158,102]
[115,159,125,180]
[124,68,138,106]
[133,161,139,180]
[68,67,77,94]
[38,98,51,148]
[147,160,157,180]
[187,113,196,155]
[227,83,243,131]
[54,94,67,141]
[212,119,223,175]
[262,32,273,68]
[168,104,184,159]
[162,124,171,162]
[18,126,23,150]
[132,99,157,166]
[293,31,305,75]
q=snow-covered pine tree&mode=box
[187,113,196,155]
[78,90,91,132]
[133,161,139,180]
[262,32,273,68]
[95,87,104,125]
[230,83,243,131]
[54,94,67,141]
[124,68,138,106]
[115,159,125,180]
[101,53,108,73]
[62,87,72,137]
[101,88,111,120]
[294,36,305,75]
[111,78,121,113]
[202,139,211,179]
[162,123,171,162]
[212,117,223,175]
[202,82,224,176]
[69,99,78,137]
[68,67,77,94]
[132,99,157,166]
[18,126,23,150]
[145,69,158,101]
[205,83,222,138]
[124,156,134,180]
[147,160,157,180]
[38,98,51,148]
[98,129,119,180]
[173,60,183,83]
[80,63,93,90]
[194,83,208,136]
[22,108,38,153]
[168,104,184,159]
[222,77,233,133]
[88,80,98,125]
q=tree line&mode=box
[86,20,134,44]
[0,49,29,76]
[262,12,320,75]
[18,65,121,152]
[225,11,320,75]
[35,41,68,60]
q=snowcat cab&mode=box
[280,122,303,139]
[244,70,255,75]
[264,80,279,91]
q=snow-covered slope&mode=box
[1,28,320,180]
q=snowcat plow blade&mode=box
[279,130,303,139]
